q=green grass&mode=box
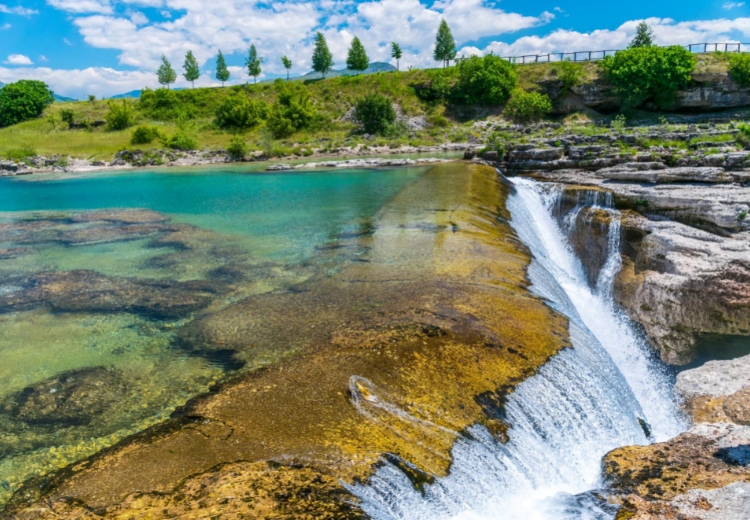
[636,138,689,150]
[688,133,735,145]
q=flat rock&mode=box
[266,163,293,171]
[598,166,733,184]
[677,354,750,399]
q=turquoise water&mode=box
[0,165,428,506]
[1,167,427,260]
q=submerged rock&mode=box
[1,367,126,427]
[0,270,220,320]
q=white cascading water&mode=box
[347,177,687,520]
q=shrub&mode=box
[139,88,181,120]
[214,96,267,129]
[601,46,696,109]
[426,113,450,128]
[728,53,750,87]
[416,69,455,103]
[266,80,317,138]
[611,114,627,131]
[557,60,584,92]
[106,100,135,131]
[60,109,75,128]
[130,125,162,145]
[162,113,198,150]
[0,80,55,127]
[227,136,249,160]
[453,54,517,106]
[4,146,36,162]
[354,93,397,135]
[504,90,552,123]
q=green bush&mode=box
[266,80,317,138]
[416,69,456,103]
[426,113,450,128]
[60,109,75,127]
[354,93,397,135]
[601,46,696,109]
[138,88,187,120]
[130,125,162,145]
[504,90,552,122]
[162,113,198,150]
[0,80,55,127]
[453,55,517,106]
[227,136,249,160]
[557,60,584,92]
[728,53,750,86]
[106,100,135,131]
[4,146,36,162]
[214,96,267,129]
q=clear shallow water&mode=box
[1,166,427,260]
[0,166,427,506]
[349,177,687,520]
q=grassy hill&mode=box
[0,53,735,161]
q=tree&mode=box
[391,42,403,71]
[267,79,317,138]
[629,22,655,48]
[0,80,54,127]
[157,55,177,89]
[281,55,292,80]
[216,50,230,86]
[453,54,517,105]
[246,44,263,84]
[434,19,456,68]
[183,50,200,88]
[312,32,334,78]
[346,36,369,75]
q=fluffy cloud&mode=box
[46,0,112,14]
[0,3,38,15]
[724,2,746,9]
[462,17,750,59]
[47,0,552,73]
[5,54,33,66]
[0,66,156,97]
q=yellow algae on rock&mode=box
[3,163,571,519]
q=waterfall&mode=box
[347,177,686,520]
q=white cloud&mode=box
[129,11,148,25]
[0,66,155,97]
[63,38,74,45]
[39,55,48,62]
[724,2,746,9]
[46,0,112,14]
[5,54,33,66]
[461,17,750,59]
[1,23,11,30]
[0,3,38,15]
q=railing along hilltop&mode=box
[502,42,750,65]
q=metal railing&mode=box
[501,43,750,65]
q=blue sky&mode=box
[2,0,750,97]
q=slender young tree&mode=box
[157,55,177,89]
[312,32,334,78]
[246,44,263,84]
[216,50,230,86]
[390,42,403,71]
[629,22,655,48]
[281,55,293,80]
[433,19,457,68]
[346,37,369,75]
[183,50,200,88]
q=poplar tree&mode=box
[246,44,263,84]
[346,37,369,75]
[157,55,177,89]
[629,22,655,48]
[216,50,230,86]
[391,42,403,71]
[312,32,334,78]
[183,50,200,88]
[281,55,292,80]
[434,19,457,68]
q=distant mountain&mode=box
[111,90,142,99]
[301,61,396,80]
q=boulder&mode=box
[724,387,750,426]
